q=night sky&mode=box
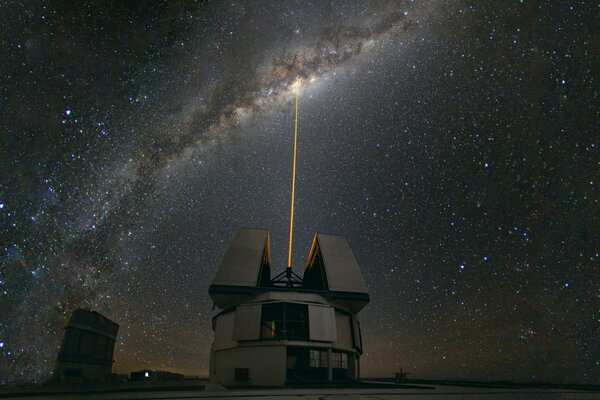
[1,0,598,385]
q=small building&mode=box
[130,369,184,381]
[53,309,119,382]
[209,228,369,386]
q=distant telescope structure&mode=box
[53,309,119,382]
[209,228,370,386]
[130,369,184,382]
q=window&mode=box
[260,302,309,340]
[261,303,284,338]
[286,303,309,339]
[309,350,348,369]
[330,352,347,369]
[235,368,249,381]
[309,349,327,368]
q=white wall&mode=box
[334,311,354,350]
[210,296,362,386]
[212,311,236,351]
[213,345,286,386]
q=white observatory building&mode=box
[208,228,369,386]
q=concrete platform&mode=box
[1,381,599,400]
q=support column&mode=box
[327,348,333,382]
[348,353,356,380]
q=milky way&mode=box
[1,0,598,384]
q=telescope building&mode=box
[208,228,369,386]
[54,309,119,382]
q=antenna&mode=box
[288,81,300,270]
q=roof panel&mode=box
[212,229,269,287]
[316,234,368,293]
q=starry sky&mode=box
[1,0,598,385]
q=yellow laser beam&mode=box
[288,89,299,268]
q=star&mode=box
[0,0,597,385]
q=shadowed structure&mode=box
[53,309,119,382]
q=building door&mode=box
[286,347,328,383]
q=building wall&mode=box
[212,345,286,386]
[210,293,364,386]
[53,361,111,382]
[54,309,118,382]
[334,311,354,351]
[347,353,357,380]
[213,310,237,350]
[214,300,352,345]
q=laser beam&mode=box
[287,85,299,268]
